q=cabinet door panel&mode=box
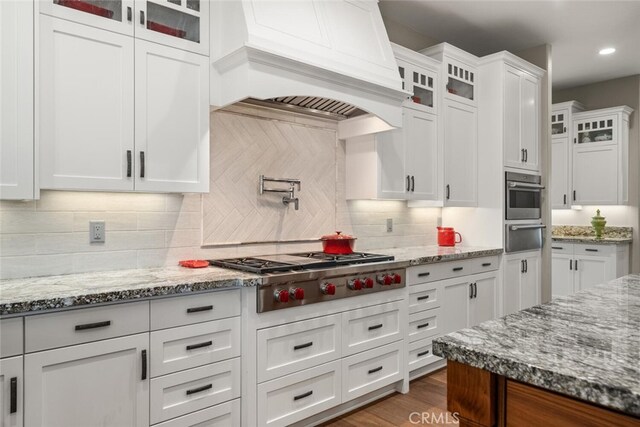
[134,40,209,192]
[470,275,498,327]
[520,74,539,171]
[443,99,477,206]
[441,279,470,334]
[575,256,610,291]
[406,110,438,200]
[39,0,134,36]
[551,138,570,208]
[503,256,522,316]
[0,356,22,427]
[25,333,149,427]
[503,66,522,169]
[573,145,618,205]
[377,126,407,199]
[40,16,134,191]
[521,253,540,309]
[551,252,574,298]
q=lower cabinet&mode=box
[503,250,541,315]
[154,399,240,427]
[25,333,150,427]
[0,356,22,427]
[441,272,498,332]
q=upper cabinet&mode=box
[39,0,208,54]
[550,101,584,209]
[422,43,477,108]
[393,43,438,114]
[1,0,35,200]
[571,106,633,205]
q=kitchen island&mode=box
[433,274,640,426]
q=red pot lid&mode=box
[320,231,356,241]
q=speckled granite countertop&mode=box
[0,245,502,316]
[552,225,632,244]
[433,274,640,416]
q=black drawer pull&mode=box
[186,341,213,351]
[418,272,430,277]
[10,377,17,414]
[75,320,111,331]
[368,324,383,331]
[585,248,599,252]
[417,323,430,329]
[481,263,491,267]
[417,295,430,301]
[453,267,463,272]
[552,246,563,250]
[126,150,132,177]
[417,350,430,357]
[294,390,313,401]
[368,366,383,374]
[187,305,213,313]
[294,342,313,351]
[141,350,147,381]
[186,384,212,396]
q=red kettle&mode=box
[437,227,462,247]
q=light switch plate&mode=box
[90,221,105,243]
[386,218,393,232]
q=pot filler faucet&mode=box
[259,175,301,210]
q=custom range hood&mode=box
[209,0,408,133]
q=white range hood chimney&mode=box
[209,0,408,130]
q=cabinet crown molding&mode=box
[573,105,634,119]
[552,100,585,112]
[478,51,545,78]
[390,42,441,72]
[420,42,479,66]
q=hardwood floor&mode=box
[321,368,458,426]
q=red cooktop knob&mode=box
[274,289,289,303]
[348,279,363,291]
[393,274,402,284]
[364,277,374,288]
[382,275,393,286]
[290,287,305,300]
[321,283,336,295]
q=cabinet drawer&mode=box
[150,357,240,424]
[408,282,441,314]
[550,242,572,253]
[150,317,240,377]
[408,338,442,372]
[153,399,240,427]
[574,244,617,256]
[151,290,240,330]
[342,301,402,356]
[1,317,23,358]
[471,256,501,274]
[406,264,440,285]
[341,341,403,402]
[257,314,341,383]
[257,360,341,427]
[407,260,472,285]
[408,308,440,342]
[25,301,149,352]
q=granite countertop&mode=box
[433,274,640,416]
[552,225,633,245]
[0,245,502,316]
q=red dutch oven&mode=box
[321,231,357,254]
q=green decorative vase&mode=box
[591,209,606,239]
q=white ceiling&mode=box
[379,0,640,89]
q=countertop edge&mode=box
[551,236,632,245]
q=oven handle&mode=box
[509,224,547,231]
[508,182,545,190]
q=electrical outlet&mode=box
[90,221,105,243]
[386,218,393,233]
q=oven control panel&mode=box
[257,269,405,313]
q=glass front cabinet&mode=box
[392,43,439,114]
[39,0,209,54]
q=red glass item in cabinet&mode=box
[57,0,115,19]
[147,21,187,39]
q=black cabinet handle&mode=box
[126,150,132,177]
[563,194,567,205]
[524,149,528,162]
[417,350,430,357]
[417,323,430,329]
[585,248,599,252]
[186,384,212,396]
[453,267,463,272]
[569,259,573,270]
[187,305,213,313]
[75,320,111,331]
[127,6,132,21]
[406,175,410,192]
[521,260,525,273]
[469,283,474,298]
[573,190,576,201]
[417,272,430,277]
[482,262,491,267]
[411,175,415,192]
[446,184,450,200]
[574,137,577,144]
[294,342,313,351]
[473,283,477,299]
[524,259,528,273]
[521,148,525,162]
[417,295,430,301]
[294,390,313,401]
[186,340,213,351]
[140,151,145,178]
[564,126,566,133]
[552,246,563,250]
[574,260,578,271]
[368,324,383,331]
[140,10,145,25]
[10,377,17,414]
[141,350,147,380]
[368,366,383,374]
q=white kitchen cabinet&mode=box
[551,101,584,209]
[422,43,478,108]
[39,0,134,35]
[393,42,439,114]
[443,98,477,206]
[1,0,35,200]
[25,333,149,427]
[503,250,541,315]
[440,271,498,333]
[441,278,470,335]
[39,15,209,193]
[551,242,629,298]
[469,274,498,327]
[0,356,22,427]
[571,106,633,205]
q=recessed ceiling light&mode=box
[599,47,616,55]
